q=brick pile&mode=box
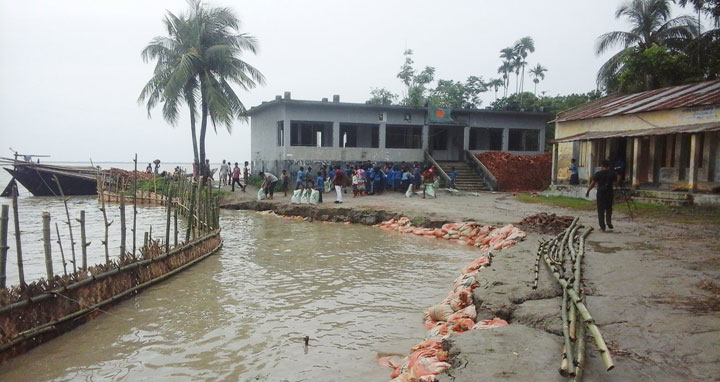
[476,151,552,192]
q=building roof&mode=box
[555,80,720,123]
[551,121,720,143]
[247,96,551,118]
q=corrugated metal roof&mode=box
[555,80,720,122]
[551,121,720,143]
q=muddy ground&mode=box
[220,186,720,382]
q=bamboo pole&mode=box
[165,186,172,253]
[149,225,152,243]
[144,232,149,249]
[0,205,8,289]
[570,228,593,339]
[77,210,88,271]
[574,316,587,382]
[98,177,111,264]
[186,182,197,242]
[53,176,76,273]
[133,154,138,255]
[559,287,575,376]
[119,188,126,256]
[174,208,178,247]
[43,212,53,280]
[11,186,24,287]
[55,222,68,276]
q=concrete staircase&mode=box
[437,161,490,191]
[630,189,693,206]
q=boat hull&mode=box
[4,166,97,196]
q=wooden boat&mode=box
[1,159,98,196]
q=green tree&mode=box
[595,0,698,92]
[529,64,548,95]
[140,0,265,172]
[615,44,701,92]
[367,87,398,105]
[397,49,436,107]
[498,47,516,97]
[429,76,487,108]
[514,36,535,98]
[487,78,504,100]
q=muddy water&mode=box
[0,210,484,381]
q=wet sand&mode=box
[222,185,720,381]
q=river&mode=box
[0,163,483,381]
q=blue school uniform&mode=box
[316,176,324,191]
[450,170,458,186]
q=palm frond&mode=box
[595,30,641,55]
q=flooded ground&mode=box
[0,208,484,381]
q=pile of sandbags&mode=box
[517,212,574,234]
[379,253,510,382]
[376,218,526,252]
[476,151,551,192]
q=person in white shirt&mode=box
[259,171,279,200]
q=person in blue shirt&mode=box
[315,171,324,203]
[366,166,375,194]
[413,164,422,190]
[449,167,459,189]
[401,168,412,191]
[569,158,579,185]
[373,167,385,195]
[295,167,306,190]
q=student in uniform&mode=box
[569,159,579,185]
[315,171,324,203]
[281,170,290,196]
[449,167,458,189]
[295,167,306,190]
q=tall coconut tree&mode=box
[487,78,504,100]
[595,0,697,90]
[529,64,548,95]
[514,36,535,96]
[499,47,516,97]
[140,0,265,175]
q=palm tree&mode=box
[487,78,504,100]
[499,47,516,97]
[512,55,524,95]
[140,0,265,175]
[529,64,548,95]
[514,36,535,96]
[595,0,697,91]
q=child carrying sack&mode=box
[257,188,266,201]
[300,189,311,204]
[310,189,320,205]
[291,189,302,204]
[405,183,414,198]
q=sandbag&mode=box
[300,189,311,204]
[427,304,454,322]
[405,183,414,198]
[310,189,320,205]
[257,188,266,200]
[291,189,302,204]
[425,184,436,198]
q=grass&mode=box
[515,193,720,226]
[128,177,229,197]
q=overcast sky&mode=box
[0,0,693,164]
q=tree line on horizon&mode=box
[368,0,720,116]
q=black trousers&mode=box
[232,178,244,191]
[265,181,278,197]
[597,191,613,229]
[317,189,323,203]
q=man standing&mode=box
[219,160,229,186]
[296,166,306,190]
[586,159,618,232]
[332,166,344,204]
[243,161,250,186]
[231,162,246,192]
[569,158,579,185]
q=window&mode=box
[431,128,448,150]
[469,128,503,150]
[386,125,422,148]
[290,121,333,147]
[508,129,540,151]
[339,123,379,148]
[277,121,284,147]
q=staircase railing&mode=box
[465,150,497,191]
[424,151,450,187]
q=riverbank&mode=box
[220,185,719,381]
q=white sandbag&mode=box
[257,188,266,200]
[405,183,414,198]
[300,189,311,204]
[291,189,302,204]
[310,189,320,205]
[425,184,436,199]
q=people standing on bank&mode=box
[243,161,250,186]
[569,158,579,185]
[281,170,289,196]
[586,159,619,232]
[333,166,344,204]
[260,171,278,200]
[146,163,153,174]
[306,166,314,189]
[296,167,306,190]
[232,162,246,192]
[315,171,324,203]
[219,160,229,186]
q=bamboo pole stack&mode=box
[534,218,613,381]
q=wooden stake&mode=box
[133,154,138,255]
[144,231,149,249]
[98,177,111,264]
[55,222,68,276]
[174,208,178,247]
[77,210,88,271]
[43,212,53,281]
[53,176,76,273]
[11,186,24,287]
[119,187,126,256]
[0,205,8,289]
[186,182,197,242]
[165,186,172,253]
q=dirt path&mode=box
[220,185,720,381]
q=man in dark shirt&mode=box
[586,159,619,231]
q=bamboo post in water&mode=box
[149,225,152,243]
[173,209,178,247]
[133,154,138,255]
[119,188,126,256]
[165,186,172,253]
[77,210,88,271]
[53,175,77,273]
[11,186,24,287]
[43,212,53,280]
[55,222,68,276]
[98,177,111,264]
[144,231,149,249]
[186,182,197,242]
[0,205,9,288]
